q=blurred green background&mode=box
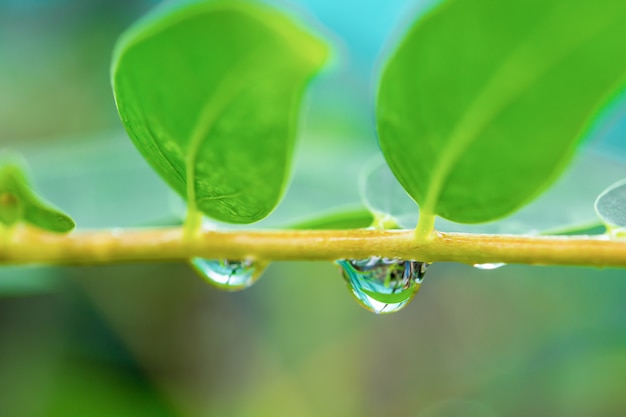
[1,0,626,416]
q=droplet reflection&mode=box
[337,257,429,314]
[473,263,506,270]
[191,258,266,291]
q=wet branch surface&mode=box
[1,227,625,267]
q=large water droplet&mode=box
[191,258,266,291]
[473,263,506,270]
[337,257,429,314]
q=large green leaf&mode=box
[377,0,626,224]
[361,149,626,234]
[0,162,75,233]
[112,0,328,224]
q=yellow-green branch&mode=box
[1,226,626,267]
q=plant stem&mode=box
[1,226,626,267]
[183,207,202,240]
[415,210,436,240]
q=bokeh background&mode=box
[1,0,626,416]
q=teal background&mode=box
[1,0,626,416]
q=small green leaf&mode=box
[288,207,374,230]
[112,0,328,224]
[377,0,626,224]
[361,286,419,305]
[0,163,75,233]
[595,178,626,236]
[0,189,20,227]
[543,222,606,237]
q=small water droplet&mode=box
[473,263,506,270]
[336,257,429,314]
[191,258,266,291]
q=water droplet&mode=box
[336,257,429,314]
[191,258,266,291]
[473,263,506,270]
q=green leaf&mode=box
[543,222,606,237]
[0,163,75,233]
[361,149,626,235]
[288,206,374,230]
[377,0,626,224]
[112,0,328,224]
[595,178,626,236]
[361,286,419,305]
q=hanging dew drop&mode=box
[336,257,429,314]
[473,263,506,270]
[191,258,266,291]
